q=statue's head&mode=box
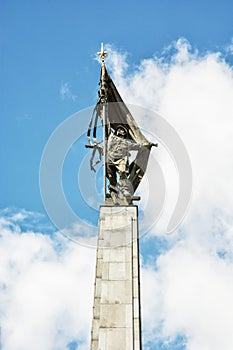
[116,126,128,138]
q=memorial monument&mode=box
[86,44,157,350]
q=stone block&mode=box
[100,304,128,328]
[95,278,102,298]
[91,318,100,340]
[99,328,126,350]
[101,262,109,279]
[133,318,141,341]
[125,327,133,349]
[90,339,98,350]
[93,302,100,319]
[108,262,131,280]
[133,278,139,296]
[133,297,139,318]
[102,246,132,263]
[101,280,132,304]
[96,259,103,278]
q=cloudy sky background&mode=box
[1,1,233,349]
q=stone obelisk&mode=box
[90,205,141,350]
[87,44,156,350]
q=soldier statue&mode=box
[106,126,140,199]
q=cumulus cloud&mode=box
[2,39,233,350]
[106,38,233,231]
[0,209,95,350]
[141,228,233,350]
[105,39,233,349]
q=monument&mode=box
[86,44,157,350]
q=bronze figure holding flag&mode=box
[85,44,158,205]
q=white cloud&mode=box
[107,39,233,232]
[141,230,233,350]
[106,40,233,349]
[60,82,77,101]
[2,39,233,350]
[0,211,95,350]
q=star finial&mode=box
[97,42,107,63]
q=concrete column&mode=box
[91,205,142,350]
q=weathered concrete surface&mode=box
[90,206,141,350]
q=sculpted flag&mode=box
[87,64,153,195]
[100,66,150,144]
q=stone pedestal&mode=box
[90,206,142,350]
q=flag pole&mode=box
[98,43,107,202]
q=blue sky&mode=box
[1,1,233,350]
[1,0,233,213]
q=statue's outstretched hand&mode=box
[150,142,158,148]
[140,142,158,149]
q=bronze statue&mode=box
[85,45,157,205]
[107,126,140,199]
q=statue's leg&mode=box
[117,160,134,198]
[107,164,117,191]
[106,164,119,204]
